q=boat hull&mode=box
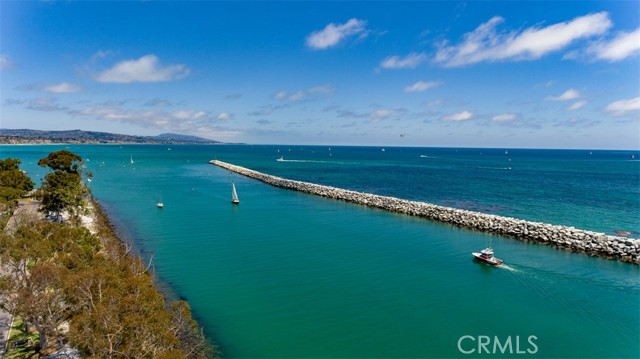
[472,252,503,266]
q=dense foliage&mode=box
[36,150,87,223]
[0,152,215,358]
[0,158,35,202]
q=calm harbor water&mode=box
[2,144,639,358]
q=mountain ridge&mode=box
[0,129,223,144]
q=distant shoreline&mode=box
[0,129,223,145]
[0,139,226,145]
[2,139,638,151]
[211,159,639,264]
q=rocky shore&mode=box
[210,160,639,264]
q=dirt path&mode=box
[3,200,42,235]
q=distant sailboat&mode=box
[130,155,135,164]
[157,194,164,208]
[231,182,240,204]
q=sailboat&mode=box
[231,182,240,204]
[157,194,164,208]
[130,155,135,165]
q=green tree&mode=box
[0,158,22,171]
[37,150,83,174]
[0,158,35,202]
[39,171,86,222]
[37,151,86,223]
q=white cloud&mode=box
[287,91,306,101]
[404,81,442,93]
[27,96,68,112]
[144,98,172,107]
[172,110,206,120]
[306,18,367,50]
[334,106,406,122]
[307,84,335,95]
[95,54,190,83]
[193,127,242,140]
[434,12,612,67]
[589,27,640,61]
[443,110,473,121]
[248,104,288,116]
[72,105,220,133]
[370,108,395,121]
[492,113,517,122]
[216,112,234,121]
[91,50,113,62]
[605,97,640,116]
[0,55,9,70]
[274,84,335,101]
[549,88,580,101]
[568,100,587,110]
[75,107,138,121]
[380,52,427,69]
[273,91,287,100]
[44,82,81,93]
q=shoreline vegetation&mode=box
[210,159,639,264]
[1,152,216,358]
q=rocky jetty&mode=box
[210,160,639,264]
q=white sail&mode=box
[130,155,134,164]
[231,182,239,204]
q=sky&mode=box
[1,1,639,149]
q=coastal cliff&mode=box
[210,159,639,264]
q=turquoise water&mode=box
[2,144,639,358]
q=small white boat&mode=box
[157,194,164,208]
[276,156,284,162]
[130,155,134,164]
[472,247,503,266]
[231,182,239,204]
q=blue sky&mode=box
[1,1,639,149]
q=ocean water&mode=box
[2,144,639,358]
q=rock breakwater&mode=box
[210,160,639,264]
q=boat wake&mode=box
[477,166,512,170]
[500,265,637,340]
[498,264,518,272]
[277,159,328,163]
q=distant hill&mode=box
[0,129,222,144]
